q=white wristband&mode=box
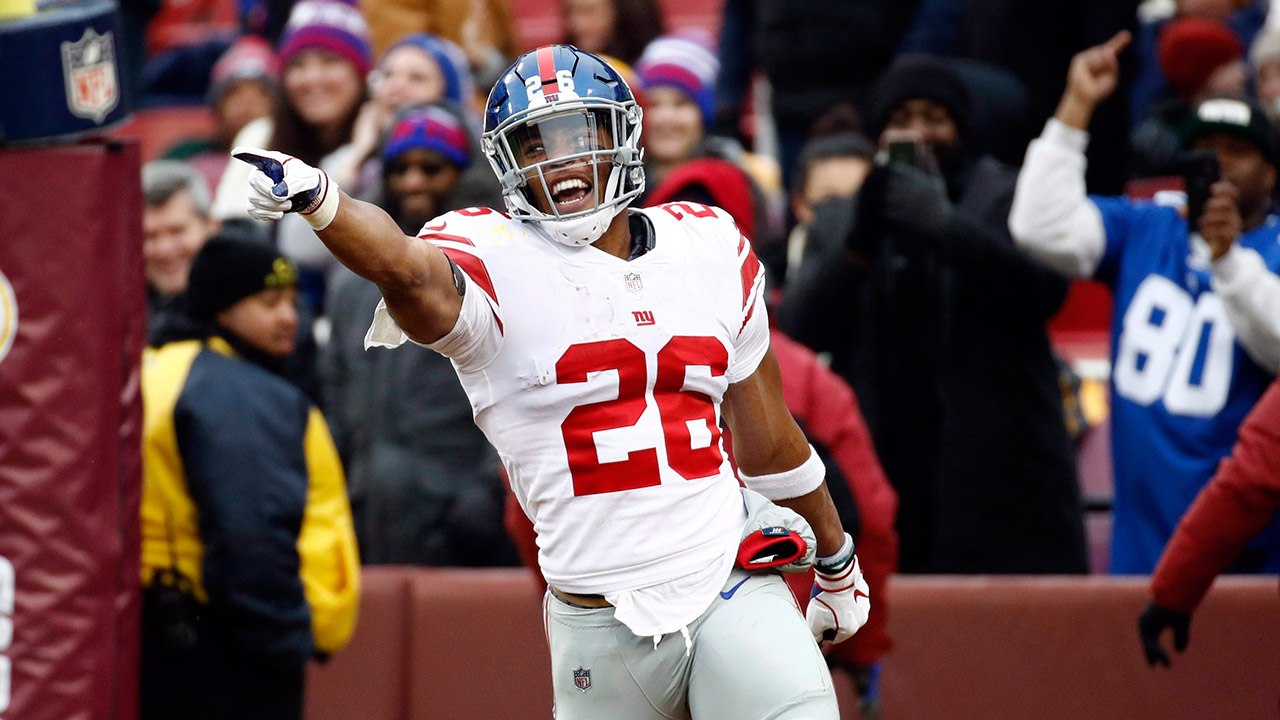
[814,532,855,576]
[738,444,825,500]
[301,171,340,231]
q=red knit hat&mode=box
[208,36,280,104]
[1159,17,1244,101]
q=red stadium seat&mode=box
[1048,280,1113,350]
[110,106,216,165]
[511,0,723,49]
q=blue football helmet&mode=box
[481,45,644,246]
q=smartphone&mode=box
[882,139,938,174]
[887,140,921,166]
[1173,149,1220,228]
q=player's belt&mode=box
[550,587,613,608]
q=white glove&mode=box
[806,532,870,645]
[231,147,339,229]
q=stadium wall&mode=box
[308,568,1279,720]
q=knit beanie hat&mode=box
[187,238,299,323]
[1179,94,1277,165]
[382,104,471,168]
[277,0,373,76]
[636,33,718,125]
[208,35,280,104]
[382,33,474,108]
[794,132,876,194]
[1159,17,1243,101]
[867,54,972,140]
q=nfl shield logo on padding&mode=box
[61,28,119,124]
[573,667,591,692]
[624,272,643,294]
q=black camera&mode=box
[1171,149,1220,228]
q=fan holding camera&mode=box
[779,55,1087,576]
[1010,31,1280,577]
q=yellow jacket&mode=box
[141,337,359,656]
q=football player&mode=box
[234,45,868,719]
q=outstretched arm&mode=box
[234,148,462,344]
[318,191,462,343]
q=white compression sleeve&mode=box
[1008,119,1108,278]
[1212,244,1280,371]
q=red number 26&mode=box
[556,337,727,496]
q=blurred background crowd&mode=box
[113,0,1280,700]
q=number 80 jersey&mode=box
[367,203,770,596]
[1091,196,1280,573]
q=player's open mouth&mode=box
[550,176,594,212]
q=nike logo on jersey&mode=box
[854,589,869,601]
[720,577,749,600]
[632,310,655,326]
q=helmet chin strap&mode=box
[520,161,632,248]
[533,203,625,247]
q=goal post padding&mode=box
[0,141,144,720]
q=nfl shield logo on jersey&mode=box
[573,667,591,692]
[61,28,120,124]
[624,272,643,294]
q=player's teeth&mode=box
[552,179,588,196]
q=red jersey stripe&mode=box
[439,247,499,304]
[438,247,503,333]
[420,232,475,247]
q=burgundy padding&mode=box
[407,568,551,720]
[306,567,412,720]
[0,142,145,720]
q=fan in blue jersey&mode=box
[1010,31,1280,574]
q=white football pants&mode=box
[544,568,838,720]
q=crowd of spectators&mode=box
[128,0,1280,705]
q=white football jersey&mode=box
[367,203,770,624]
